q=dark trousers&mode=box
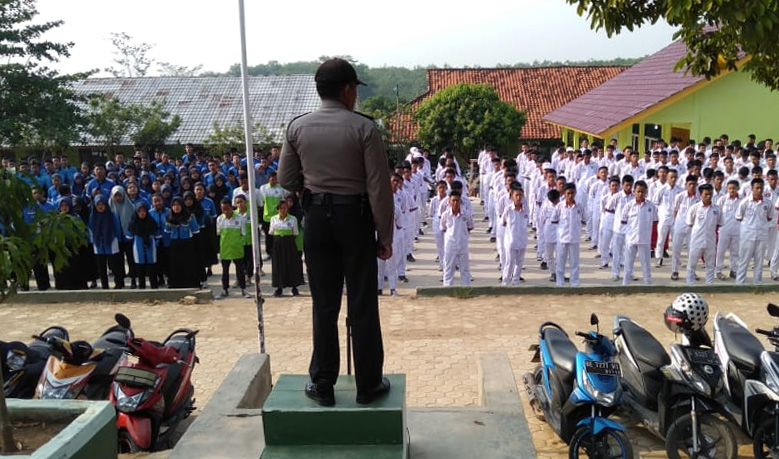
[304,203,383,394]
[156,246,169,285]
[261,221,274,256]
[136,264,158,289]
[243,245,255,281]
[221,258,246,290]
[120,240,137,281]
[32,261,50,291]
[96,253,124,289]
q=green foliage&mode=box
[158,62,203,77]
[0,0,90,150]
[413,83,526,158]
[564,0,779,90]
[203,121,277,156]
[0,171,86,302]
[86,96,181,153]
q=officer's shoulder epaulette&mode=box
[355,111,375,122]
[288,112,312,124]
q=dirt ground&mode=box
[1,291,774,457]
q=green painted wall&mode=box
[611,71,779,145]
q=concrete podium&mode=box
[261,374,408,458]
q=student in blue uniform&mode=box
[165,196,201,288]
[126,201,159,289]
[89,194,125,289]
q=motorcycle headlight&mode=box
[671,346,711,397]
[39,381,72,399]
[113,385,150,413]
[6,350,26,371]
[581,370,619,407]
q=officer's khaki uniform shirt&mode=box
[278,99,394,246]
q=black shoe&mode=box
[729,270,736,279]
[549,273,556,282]
[292,287,300,296]
[540,262,548,270]
[671,272,679,281]
[273,288,283,297]
[377,289,383,296]
[130,280,137,289]
[489,237,496,243]
[650,251,655,258]
[398,276,409,283]
[486,227,492,234]
[418,229,424,236]
[663,251,670,258]
[305,381,335,407]
[407,254,416,263]
[356,377,391,404]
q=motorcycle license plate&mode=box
[585,360,620,376]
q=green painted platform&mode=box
[262,444,405,459]
[262,374,406,447]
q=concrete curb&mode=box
[416,283,779,298]
[4,288,213,304]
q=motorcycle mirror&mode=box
[115,313,132,329]
[590,314,599,332]
[768,304,779,318]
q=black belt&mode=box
[309,193,364,206]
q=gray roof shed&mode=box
[71,75,320,145]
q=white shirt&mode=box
[553,201,586,244]
[440,209,473,249]
[655,183,682,224]
[736,197,775,242]
[607,191,635,234]
[673,192,700,230]
[686,202,721,248]
[621,200,658,245]
[502,205,530,250]
[716,194,741,236]
[541,200,559,242]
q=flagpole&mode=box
[237,0,265,354]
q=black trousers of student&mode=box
[221,258,246,290]
[119,240,137,281]
[32,261,50,291]
[243,245,254,281]
[136,264,158,289]
[261,221,274,256]
[304,199,383,394]
[156,246,169,285]
[96,253,124,289]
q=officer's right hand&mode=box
[377,244,392,261]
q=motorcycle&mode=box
[612,293,737,459]
[713,303,779,457]
[110,313,199,453]
[523,313,633,458]
[2,326,69,398]
[34,320,130,400]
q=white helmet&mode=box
[664,293,709,333]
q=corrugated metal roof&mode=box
[389,66,627,142]
[543,40,706,136]
[71,75,320,145]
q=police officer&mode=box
[278,58,394,406]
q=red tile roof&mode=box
[389,66,627,142]
[543,40,705,136]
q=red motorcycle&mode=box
[109,314,199,453]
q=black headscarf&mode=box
[128,202,158,248]
[166,196,191,226]
[183,191,203,221]
[286,193,304,229]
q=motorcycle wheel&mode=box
[568,426,633,459]
[665,413,737,459]
[117,430,142,454]
[753,416,779,458]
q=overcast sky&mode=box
[35,0,677,76]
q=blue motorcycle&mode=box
[523,314,633,458]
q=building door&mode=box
[671,127,691,145]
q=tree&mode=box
[0,0,89,150]
[564,0,779,90]
[203,121,277,156]
[0,170,86,452]
[413,83,526,159]
[105,32,153,77]
[158,62,203,77]
[85,96,181,153]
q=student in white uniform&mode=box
[670,175,700,280]
[716,180,742,280]
[392,173,410,283]
[620,180,658,285]
[501,183,529,285]
[428,181,448,271]
[736,178,775,284]
[606,175,635,280]
[553,183,586,287]
[685,184,721,285]
[440,191,474,287]
[377,202,403,296]
[598,177,621,269]
[586,167,609,251]
[541,189,561,282]
[654,169,682,266]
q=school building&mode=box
[389,66,628,153]
[543,39,779,151]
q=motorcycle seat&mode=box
[717,316,764,372]
[164,336,192,361]
[620,320,670,369]
[93,331,128,350]
[543,327,577,375]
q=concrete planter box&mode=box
[4,399,116,459]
